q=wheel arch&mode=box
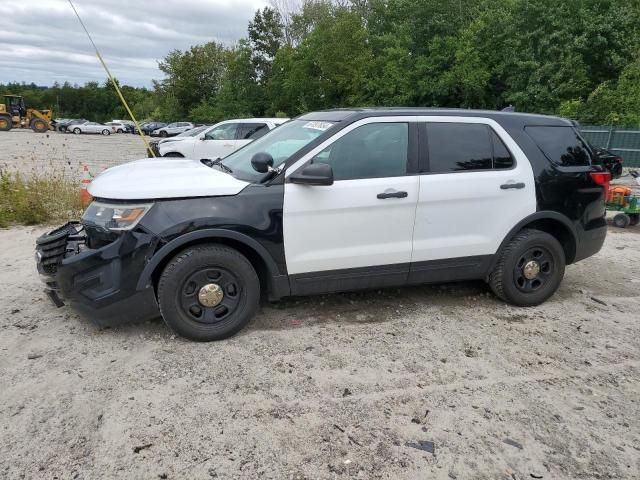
[492,212,578,271]
[137,229,289,299]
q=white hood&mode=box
[88,158,249,200]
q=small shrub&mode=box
[0,168,84,228]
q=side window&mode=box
[426,123,492,172]
[237,123,268,140]
[525,126,591,166]
[491,130,514,169]
[205,123,238,140]
[311,122,408,181]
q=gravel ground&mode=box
[1,224,639,480]
[0,129,147,179]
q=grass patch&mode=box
[0,168,84,227]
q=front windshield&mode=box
[221,119,334,180]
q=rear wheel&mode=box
[629,214,639,226]
[102,129,110,136]
[489,229,565,307]
[31,118,48,133]
[613,213,630,228]
[160,130,168,137]
[158,245,260,341]
[0,114,12,131]
[73,127,81,134]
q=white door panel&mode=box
[284,176,419,274]
[193,140,236,159]
[413,170,535,261]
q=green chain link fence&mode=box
[581,126,640,168]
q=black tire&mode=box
[160,130,168,137]
[31,118,48,133]
[102,129,110,136]
[73,127,81,134]
[613,213,630,228]
[489,229,565,307]
[157,245,260,341]
[0,114,12,131]
[629,214,639,226]
[163,152,184,157]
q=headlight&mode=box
[82,201,152,231]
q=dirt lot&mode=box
[0,129,147,179]
[1,132,640,479]
[0,223,639,479]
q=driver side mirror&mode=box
[289,162,333,186]
[251,152,274,173]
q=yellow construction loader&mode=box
[0,95,53,133]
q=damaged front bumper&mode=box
[35,222,160,326]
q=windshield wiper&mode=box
[202,157,233,174]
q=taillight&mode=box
[590,171,611,198]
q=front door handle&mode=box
[377,191,408,199]
[500,182,525,190]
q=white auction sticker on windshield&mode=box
[304,121,333,131]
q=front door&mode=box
[409,118,536,282]
[193,123,239,159]
[283,119,419,294]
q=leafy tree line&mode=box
[3,0,639,126]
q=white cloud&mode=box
[0,0,268,87]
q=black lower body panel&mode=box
[573,222,607,263]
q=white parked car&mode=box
[71,122,114,135]
[158,118,289,159]
[152,122,194,138]
[105,122,127,133]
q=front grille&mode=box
[36,222,85,275]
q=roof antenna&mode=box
[67,0,155,157]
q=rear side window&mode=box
[237,123,268,140]
[427,123,495,172]
[525,126,591,166]
[491,130,514,169]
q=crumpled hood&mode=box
[88,158,249,200]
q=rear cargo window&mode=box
[525,126,591,166]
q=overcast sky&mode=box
[0,0,267,87]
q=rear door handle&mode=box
[377,191,408,199]
[500,182,525,190]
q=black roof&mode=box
[298,107,571,127]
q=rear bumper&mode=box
[573,221,607,263]
[35,222,160,327]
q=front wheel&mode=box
[73,128,81,134]
[157,245,260,341]
[160,130,168,137]
[489,229,565,307]
[31,118,48,133]
[0,114,11,131]
[102,129,110,135]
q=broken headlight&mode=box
[82,201,152,232]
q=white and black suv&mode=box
[36,109,610,341]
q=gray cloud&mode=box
[0,0,267,87]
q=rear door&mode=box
[283,118,420,294]
[410,117,536,281]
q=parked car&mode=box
[152,122,194,137]
[70,122,114,135]
[149,125,210,156]
[591,145,623,179]
[105,122,127,133]
[159,118,288,158]
[35,108,609,341]
[57,118,88,133]
[136,122,166,136]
